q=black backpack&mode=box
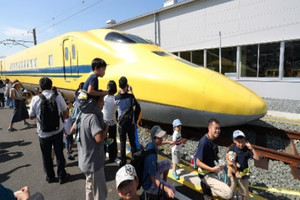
[130,148,156,190]
[39,93,60,132]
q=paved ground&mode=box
[0,108,200,200]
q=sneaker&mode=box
[59,173,70,184]
[8,127,17,132]
[46,177,58,183]
[24,122,30,127]
[67,154,75,160]
[171,171,179,180]
[114,158,121,165]
[203,194,213,200]
[103,138,114,146]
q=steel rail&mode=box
[253,145,300,167]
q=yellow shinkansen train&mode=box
[0,29,267,127]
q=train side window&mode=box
[49,55,53,66]
[35,58,38,68]
[65,47,69,61]
[259,42,279,77]
[284,40,300,77]
[72,44,76,59]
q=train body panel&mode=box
[0,29,267,128]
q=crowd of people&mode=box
[0,57,259,200]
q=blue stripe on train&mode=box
[2,65,91,76]
[4,74,82,78]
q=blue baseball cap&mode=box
[172,119,182,127]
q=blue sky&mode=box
[0,0,183,57]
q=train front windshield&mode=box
[104,31,201,68]
[105,32,152,44]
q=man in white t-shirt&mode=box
[29,77,69,184]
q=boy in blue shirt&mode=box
[226,130,259,200]
[82,58,108,100]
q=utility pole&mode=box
[33,28,37,45]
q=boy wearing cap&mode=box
[226,130,259,200]
[116,164,140,200]
[82,58,108,100]
[170,119,184,180]
[142,125,176,198]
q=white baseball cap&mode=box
[233,130,245,139]
[115,164,137,189]
[150,125,166,138]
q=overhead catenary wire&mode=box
[2,0,105,48]
[37,0,104,34]
[34,0,89,30]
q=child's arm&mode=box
[63,127,67,137]
[70,124,75,135]
[246,142,260,160]
[162,140,174,145]
[182,138,188,144]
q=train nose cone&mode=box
[248,92,267,116]
[203,72,267,120]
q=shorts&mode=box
[172,150,180,164]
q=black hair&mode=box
[52,86,58,95]
[12,79,19,84]
[208,118,220,126]
[91,58,107,71]
[107,80,117,95]
[119,76,128,89]
[39,77,52,91]
[75,82,84,94]
[93,96,104,104]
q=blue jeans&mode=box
[39,130,67,180]
[64,134,73,155]
[6,97,13,107]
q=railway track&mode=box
[245,124,300,180]
[142,120,300,179]
[141,121,300,180]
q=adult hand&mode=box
[14,186,30,200]
[166,187,175,198]
[212,166,221,173]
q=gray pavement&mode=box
[0,107,123,200]
[0,108,200,200]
